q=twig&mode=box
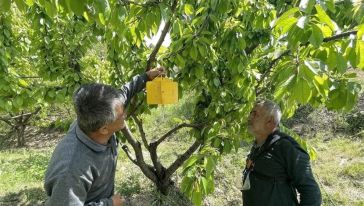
[245,44,259,55]
[153,123,203,146]
[120,144,138,164]
[323,30,357,42]
[131,114,149,150]
[0,117,13,127]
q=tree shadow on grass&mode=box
[0,187,45,206]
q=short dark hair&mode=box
[73,83,122,134]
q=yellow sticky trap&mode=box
[146,77,178,105]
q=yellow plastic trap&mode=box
[146,77,178,105]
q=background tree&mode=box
[1,0,363,205]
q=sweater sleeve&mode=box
[120,73,148,106]
[45,172,112,206]
[281,140,322,206]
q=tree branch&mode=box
[120,144,138,164]
[245,43,259,55]
[165,139,202,178]
[131,114,149,150]
[146,0,178,71]
[121,125,157,182]
[323,30,357,42]
[149,142,164,177]
[153,123,203,146]
[17,76,41,79]
[0,107,41,127]
[0,117,13,127]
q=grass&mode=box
[311,134,364,206]
[0,148,51,205]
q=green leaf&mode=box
[356,40,364,69]
[44,1,57,18]
[356,26,364,69]
[0,0,11,12]
[344,40,357,67]
[287,26,305,49]
[313,74,329,97]
[192,189,202,206]
[345,82,361,111]
[204,157,215,176]
[324,0,335,13]
[336,53,347,73]
[181,177,194,194]
[327,47,337,70]
[18,79,28,87]
[357,24,364,40]
[213,138,221,148]
[184,4,194,15]
[176,54,186,68]
[14,96,23,107]
[292,78,312,104]
[183,156,199,170]
[25,0,34,6]
[194,66,204,79]
[315,5,335,31]
[327,87,346,110]
[276,16,298,35]
[273,7,299,27]
[5,100,12,112]
[190,46,198,60]
[66,0,85,16]
[98,13,106,25]
[274,74,296,99]
[196,7,205,15]
[14,0,28,12]
[197,44,207,57]
[309,24,323,48]
[201,177,208,195]
[213,78,220,87]
[94,0,110,15]
[223,140,232,153]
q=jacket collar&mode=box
[75,123,110,152]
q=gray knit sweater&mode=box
[44,74,147,206]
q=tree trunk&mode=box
[155,167,174,195]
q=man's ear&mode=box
[266,117,276,129]
[98,125,109,135]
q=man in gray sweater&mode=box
[44,68,164,206]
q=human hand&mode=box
[111,193,124,206]
[146,67,166,80]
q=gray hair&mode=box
[73,83,123,134]
[256,100,282,127]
